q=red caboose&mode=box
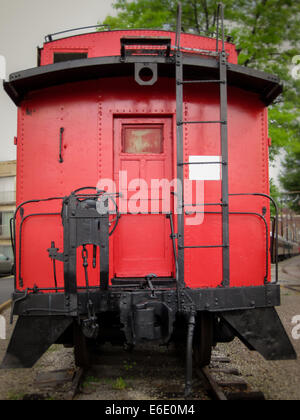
[2,5,295,395]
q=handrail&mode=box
[45,25,111,42]
[18,213,61,289]
[185,210,270,285]
[12,190,120,291]
[229,193,279,284]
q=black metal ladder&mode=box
[175,3,230,288]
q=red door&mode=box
[113,117,174,278]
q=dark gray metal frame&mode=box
[175,3,230,289]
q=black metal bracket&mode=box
[45,191,111,314]
[120,36,171,58]
[59,127,64,163]
[48,242,64,262]
[11,189,120,294]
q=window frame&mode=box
[121,124,164,155]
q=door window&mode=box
[122,125,163,154]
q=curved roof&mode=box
[40,29,238,65]
[3,30,282,106]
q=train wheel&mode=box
[193,312,214,368]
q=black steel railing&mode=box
[45,25,111,42]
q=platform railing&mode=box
[45,25,111,42]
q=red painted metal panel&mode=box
[15,69,270,291]
[183,85,270,287]
[16,83,100,290]
[113,117,174,278]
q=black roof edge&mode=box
[3,55,282,107]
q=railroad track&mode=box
[195,351,265,400]
[197,366,227,400]
[1,305,265,401]
[283,284,300,294]
[29,345,265,401]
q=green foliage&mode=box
[113,377,128,390]
[269,178,282,215]
[102,0,175,30]
[270,179,282,203]
[6,391,25,400]
[123,360,137,371]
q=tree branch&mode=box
[201,0,210,33]
[192,0,201,34]
[252,0,268,35]
[243,0,268,66]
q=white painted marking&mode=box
[189,156,221,181]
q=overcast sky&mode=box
[0,0,114,162]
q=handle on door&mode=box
[59,127,64,163]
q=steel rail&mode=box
[196,366,227,400]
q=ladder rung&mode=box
[178,161,225,166]
[177,120,227,125]
[179,80,225,85]
[179,245,228,249]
